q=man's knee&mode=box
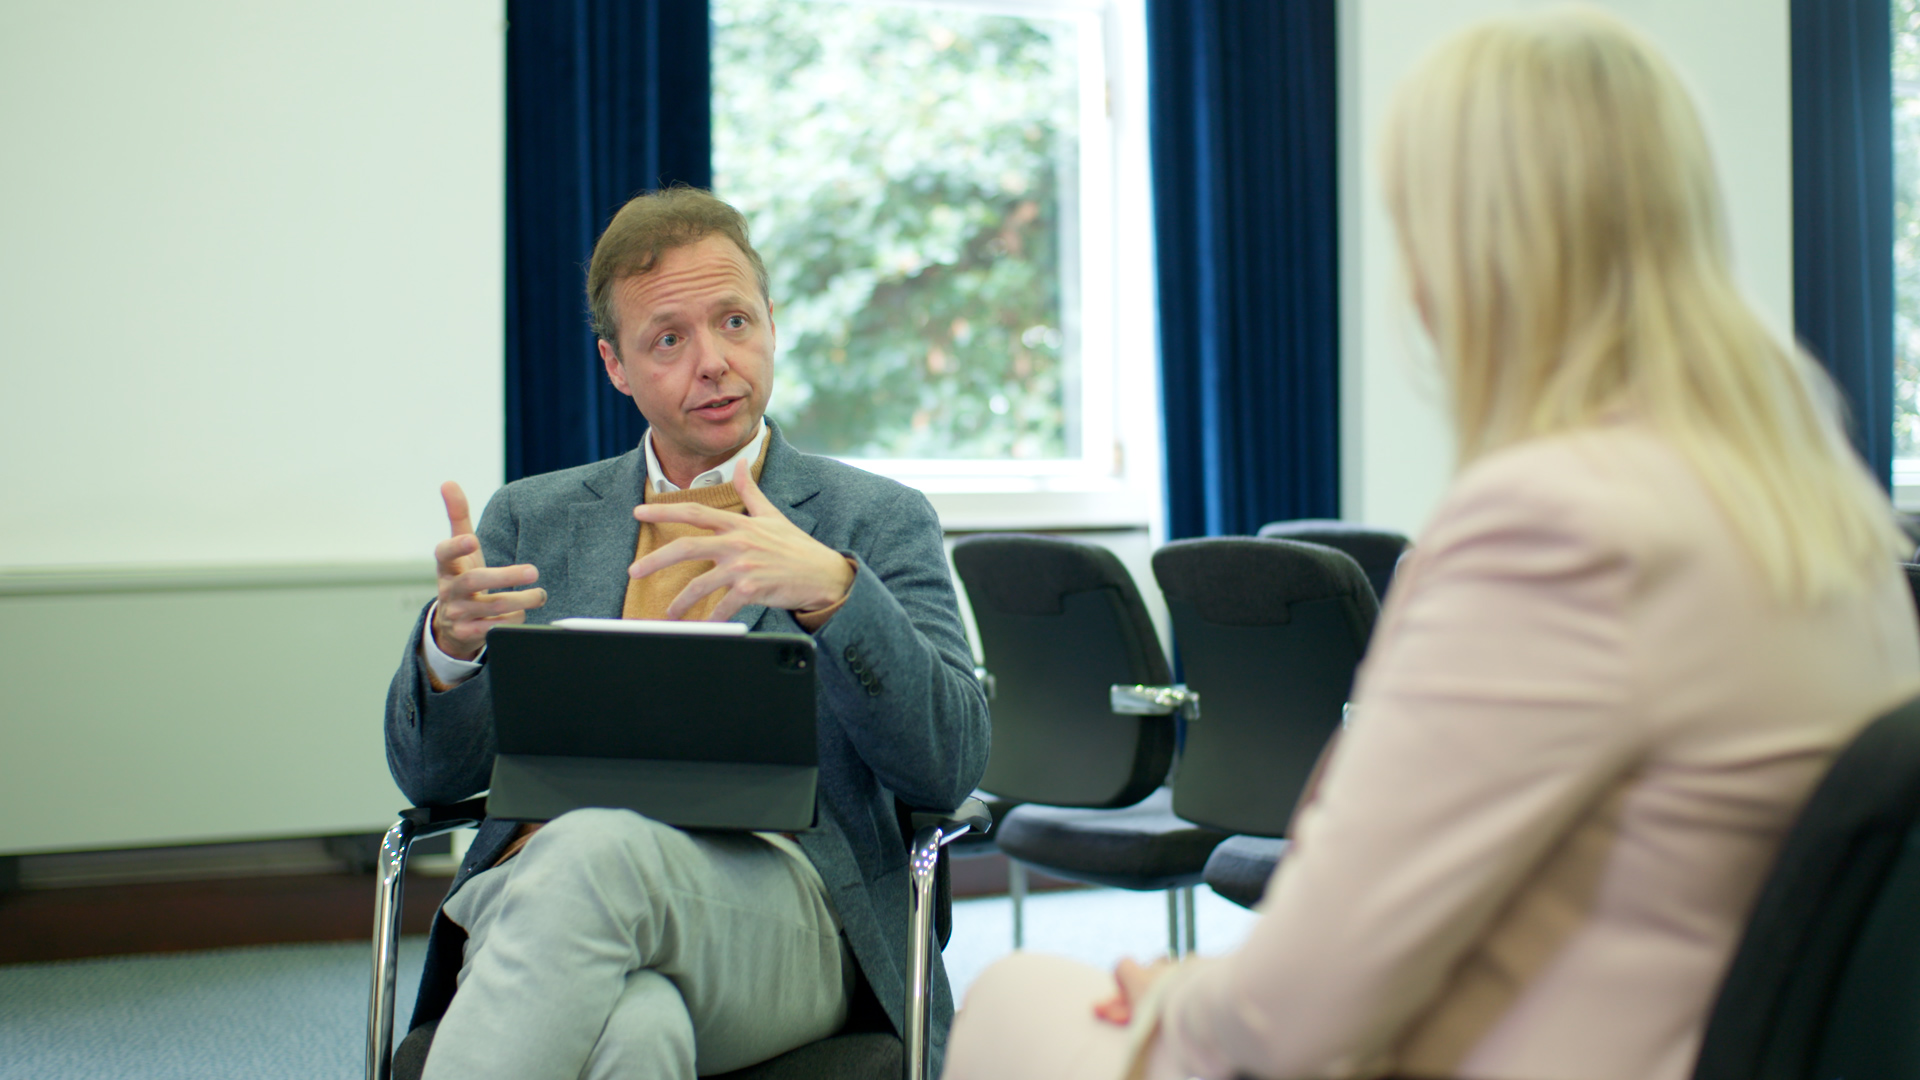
[585,969,697,1080]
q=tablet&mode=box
[482,623,817,831]
[552,617,748,636]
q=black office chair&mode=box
[1200,835,1290,910]
[1690,693,1920,1079]
[1903,562,1920,623]
[1256,519,1410,604]
[935,666,1027,945]
[1150,538,1377,911]
[952,534,1223,957]
[366,797,990,1080]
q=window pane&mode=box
[712,0,1081,461]
[1896,0,1920,460]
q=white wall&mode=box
[0,567,436,854]
[0,2,504,853]
[1339,0,1796,536]
[0,0,1797,854]
[0,1,505,570]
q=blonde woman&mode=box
[940,9,1920,1080]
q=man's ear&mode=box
[767,299,777,343]
[598,339,633,398]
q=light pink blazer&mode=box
[1144,426,1920,1080]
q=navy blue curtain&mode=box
[1148,0,1340,540]
[1792,0,1894,487]
[505,0,711,482]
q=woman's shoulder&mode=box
[1457,424,1678,497]
[1432,425,1702,569]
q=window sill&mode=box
[921,489,1154,531]
[835,457,1157,530]
[1893,461,1920,513]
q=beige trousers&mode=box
[423,808,852,1080]
[942,952,1172,1080]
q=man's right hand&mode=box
[432,481,546,660]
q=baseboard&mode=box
[948,852,1086,899]
[0,870,447,965]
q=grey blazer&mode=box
[384,423,991,1065]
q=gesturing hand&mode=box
[629,465,855,622]
[431,481,547,660]
[1092,956,1175,1026]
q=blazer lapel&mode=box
[565,451,645,619]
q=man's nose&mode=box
[690,329,731,380]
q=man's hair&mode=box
[1381,4,1906,603]
[586,186,771,349]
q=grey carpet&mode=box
[0,888,1258,1078]
[0,938,424,1080]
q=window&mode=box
[1895,0,1920,505]
[712,0,1158,529]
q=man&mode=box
[385,187,990,1079]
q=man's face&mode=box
[599,234,775,483]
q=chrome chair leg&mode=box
[365,802,485,1080]
[1007,859,1028,950]
[907,817,976,1080]
[367,817,415,1080]
[1162,885,1199,958]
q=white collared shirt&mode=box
[643,419,768,494]
[421,421,769,686]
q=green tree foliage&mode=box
[712,0,1079,459]
[1896,0,1920,456]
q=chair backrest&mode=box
[951,534,1175,808]
[1257,518,1410,603]
[1692,694,1920,1080]
[1152,537,1378,837]
[1903,562,1920,624]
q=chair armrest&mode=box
[908,796,992,843]
[1111,683,1201,722]
[399,798,488,837]
[973,666,997,702]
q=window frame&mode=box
[714,0,1162,532]
[1891,4,1919,508]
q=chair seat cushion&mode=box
[709,1031,902,1079]
[996,788,1229,891]
[391,1020,437,1080]
[1203,834,1289,909]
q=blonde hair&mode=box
[1381,5,1906,603]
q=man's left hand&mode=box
[630,466,855,621]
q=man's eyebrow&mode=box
[643,294,757,330]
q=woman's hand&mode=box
[1093,956,1175,1025]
